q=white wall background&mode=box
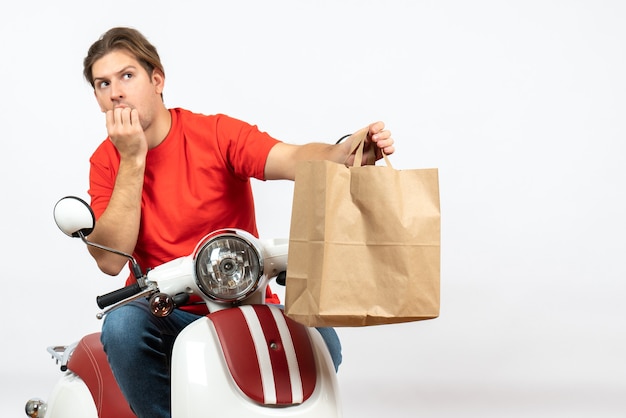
[2,1,625,417]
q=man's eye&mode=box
[123,73,133,80]
[98,81,109,89]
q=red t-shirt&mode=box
[88,108,281,313]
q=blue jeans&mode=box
[101,298,342,418]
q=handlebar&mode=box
[96,283,143,309]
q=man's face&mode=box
[91,49,163,128]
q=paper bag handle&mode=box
[347,128,394,169]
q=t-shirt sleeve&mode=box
[213,114,280,181]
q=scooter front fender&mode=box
[171,305,342,417]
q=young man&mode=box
[83,27,395,417]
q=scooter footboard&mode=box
[171,305,342,417]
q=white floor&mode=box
[5,346,625,418]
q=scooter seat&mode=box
[67,332,136,418]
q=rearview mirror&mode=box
[53,196,95,238]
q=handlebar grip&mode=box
[96,283,143,309]
[276,271,286,286]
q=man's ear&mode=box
[152,70,165,95]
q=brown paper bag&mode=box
[284,130,441,327]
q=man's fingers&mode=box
[105,109,114,128]
[368,121,385,138]
[107,107,135,126]
[130,108,140,126]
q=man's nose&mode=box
[109,81,124,101]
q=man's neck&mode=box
[146,107,173,149]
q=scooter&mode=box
[25,196,342,418]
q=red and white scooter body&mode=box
[35,305,341,418]
[27,198,342,418]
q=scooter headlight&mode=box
[193,230,263,302]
